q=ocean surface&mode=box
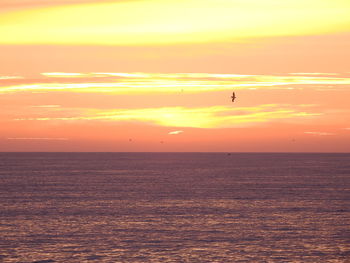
[0,153,349,263]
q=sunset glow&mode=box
[1,0,350,151]
[1,0,350,45]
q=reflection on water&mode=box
[0,153,349,262]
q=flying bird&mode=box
[231,92,236,102]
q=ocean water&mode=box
[0,153,349,263]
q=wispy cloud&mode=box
[0,76,23,80]
[289,72,339,76]
[168,130,184,135]
[14,104,321,129]
[7,137,68,140]
[1,72,350,95]
[42,72,151,78]
[42,72,87,78]
[31,105,61,108]
[304,131,335,136]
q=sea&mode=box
[0,153,349,263]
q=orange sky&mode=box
[1,0,350,152]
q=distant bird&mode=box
[231,92,236,102]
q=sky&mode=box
[1,0,350,152]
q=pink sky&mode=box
[1,0,350,152]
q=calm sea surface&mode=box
[0,153,349,262]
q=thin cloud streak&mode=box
[304,132,335,136]
[42,72,87,78]
[31,105,61,108]
[14,104,321,129]
[7,137,69,140]
[1,72,350,95]
[0,76,23,80]
[168,130,184,135]
[289,72,339,76]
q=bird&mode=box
[231,92,236,102]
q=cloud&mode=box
[304,132,335,136]
[168,130,184,135]
[0,76,23,80]
[1,72,350,95]
[7,137,68,140]
[42,72,87,78]
[14,104,321,129]
[31,105,61,108]
[289,72,339,76]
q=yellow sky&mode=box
[1,0,350,45]
[0,0,350,151]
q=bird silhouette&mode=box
[231,92,236,102]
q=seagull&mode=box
[231,92,236,102]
